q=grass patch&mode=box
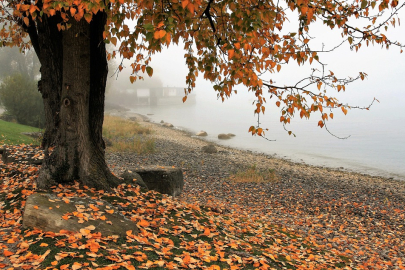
[0,119,42,145]
[103,115,155,154]
[229,164,279,183]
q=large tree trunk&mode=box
[32,12,120,190]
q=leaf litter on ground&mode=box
[0,145,405,269]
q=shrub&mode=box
[0,73,45,128]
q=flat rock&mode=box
[132,166,183,197]
[196,131,208,136]
[218,133,231,140]
[202,144,217,154]
[21,132,43,138]
[23,193,138,236]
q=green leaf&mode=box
[361,0,368,9]
[144,23,154,31]
[146,66,153,77]
[145,32,153,41]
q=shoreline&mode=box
[106,109,405,185]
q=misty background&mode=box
[105,11,405,180]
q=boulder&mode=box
[132,166,183,197]
[160,120,164,123]
[196,131,208,136]
[218,133,231,140]
[22,193,138,236]
[227,133,236,137]
[162,122,174,127]
[120,170,148,190]
[202,144,217,154]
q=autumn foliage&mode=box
[1,145,405,269]
[0,0,403,137]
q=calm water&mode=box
[131,96,405,181]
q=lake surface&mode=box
[130,96,405,181]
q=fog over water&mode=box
[108,13,405,181]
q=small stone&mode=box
[202,144,217,154]
[196,131,208,136]
[227,133,236,137]
[218,133,231,140]
[160,120,164,123]
[163,123,174,127]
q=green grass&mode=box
[0,119,42,145]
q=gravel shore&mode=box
[106,112,405,267]
[106,112,405,215]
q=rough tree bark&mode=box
[27,11,120,190]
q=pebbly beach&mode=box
[106,110,405,267]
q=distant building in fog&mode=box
[109,87,196,107]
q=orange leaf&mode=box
[23,17,29,26]
[137,219,150,227]
[3,250,14,257]
[29,5,37,14]
[228,49,234,60]
[70,7,76,16]
[187,3,195,13]
[181,0,189,9]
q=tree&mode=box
[0,73,45,128]
[0,0,403,190]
